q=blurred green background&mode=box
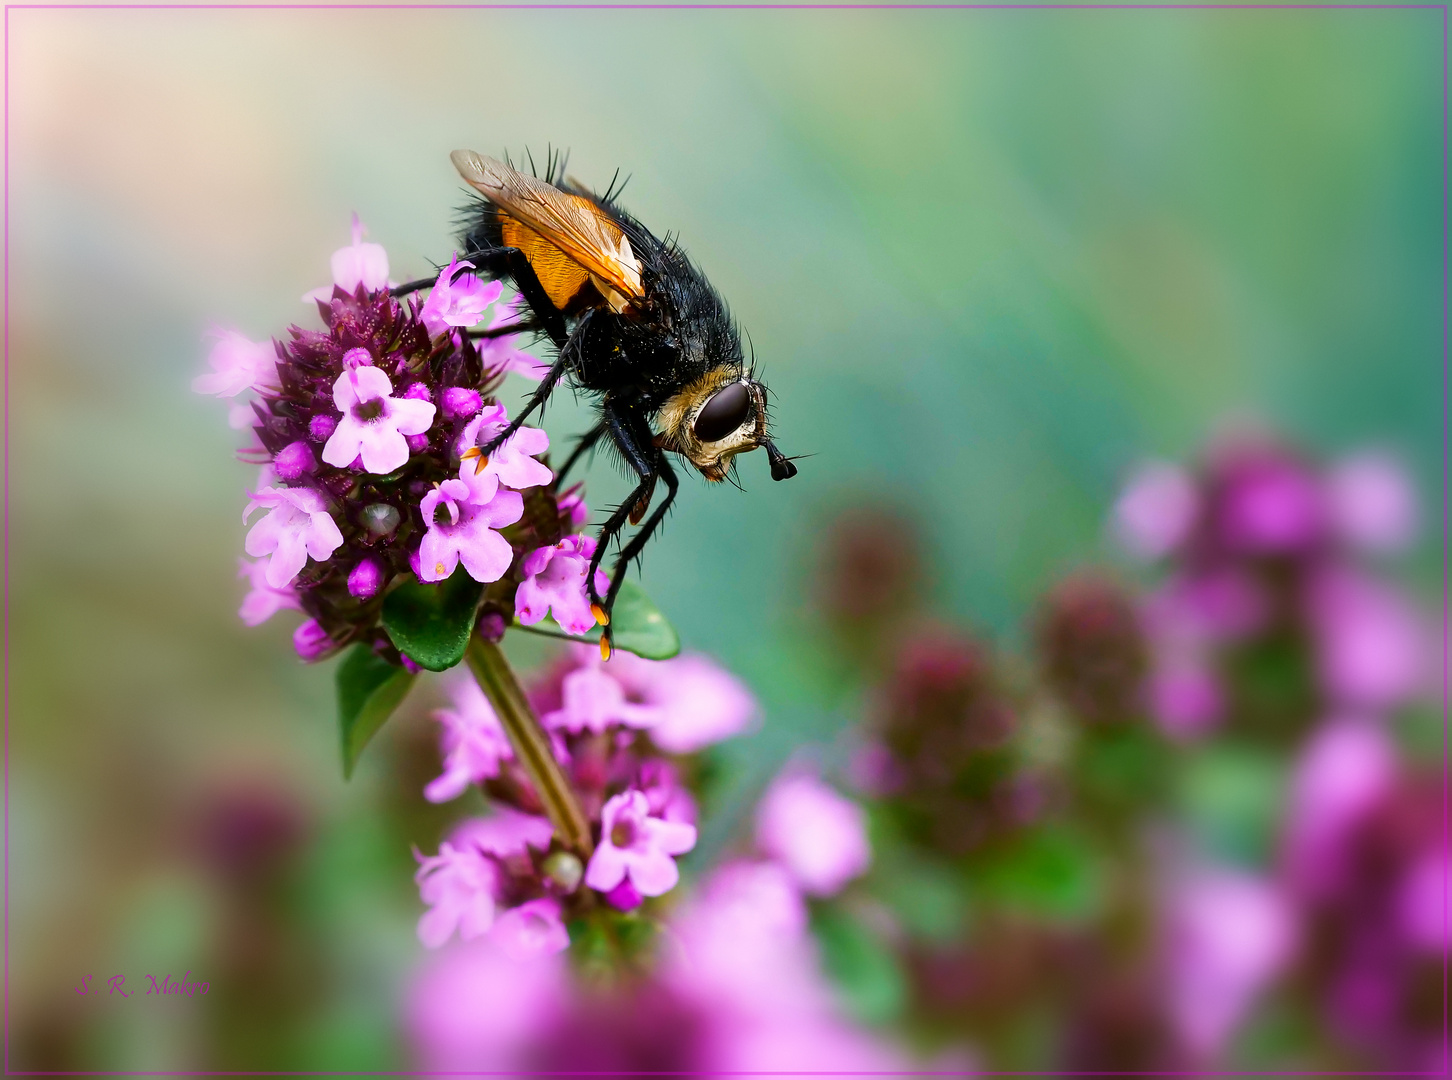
[6,5,1442,1069]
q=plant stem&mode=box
[464,634,594,857]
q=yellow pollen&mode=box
[591,604,610,627]
[434,562,446,576]
[599,636,612,662]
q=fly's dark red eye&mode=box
[693,382,753,442]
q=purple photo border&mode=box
[2,1,1447,1076]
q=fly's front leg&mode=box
[556,421,607,486]
[477,310,596,459]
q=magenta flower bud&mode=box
[603,878,644,911]
[403,381,433,402]
[476,610,507,643]
[348,558,385,599]
[342,346,372,370]
[308,414,337,443]
[406,432,430,454]
[292,618,333,661]
[442,386,483,421]
[272,440,317,481]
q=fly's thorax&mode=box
[655,367,768,481]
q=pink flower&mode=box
[426,674,515,803]
[415,840,500,948]
[1282,719,1395,899]
[242,485,344,589]
[449,810,555,859]
[619,654,759,754]
[755,772,870,898]
[1216,450,1324,553]
[585,790,697,898]
[1396,848,1450,950]
[456,403,552,495]
[321,363,436,475]
[302,213,390,301]
[1307,569,1428,710]
[1326,450,1418,555]
[1113,461,1199,559]
[237,556,301,626]
[515,535,610,636]
[419,254,504,337]
[194,327,280,397]
[1145,661,1222,740]
[542,664,662,734]
[492,898,570,961]
[1167,868,1296,1058]
[417,478,523,584]
[404,936,566,1071]
[478,295,551,380]
[557,485,589,527]
[347,558,385,600]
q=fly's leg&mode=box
[475,310,596,459]
[556,422,608,486]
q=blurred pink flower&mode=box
[1307,569,1427,710]
[1283,720,1395,899]
[1113,461,1199,559]
[557,484,590,528]
[419,254,504,337]
[404,935,566,1070]
[194,327,280,397]
[1215,450,1323,553]
[414,840,500,949]
[755,772,871,897]
[242,485,344,589]
[478,295,552,380]
[1396,848,1449,951]
[1326,450,1418,555]
[447,810,554,860]
[426,675,515,803]
[542,664,662,734]
[611,652,760,754]
[456,403,552,494]
[418,478,523,585]
[515,535,610,636]
[1167,868,1296,1058]
[492,898,570,961]
[584,789,697,898]
[321,363,436,475]
[1145,661,1222,740]
[302,213,390,301]
[1143,569,1267,645]
[237,556,301,626]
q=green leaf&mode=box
[976,824,1106,925]
[511,579,680,660]
[381,565,484,671]
[336,644,417,779]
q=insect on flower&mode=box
[393,149,800,655]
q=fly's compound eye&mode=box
[692,382,753,443]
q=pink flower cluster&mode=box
[411,645,759,953]
[196,216,613,665]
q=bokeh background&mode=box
[6,3,1443,1072]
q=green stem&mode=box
[464,634,594,857]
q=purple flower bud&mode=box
[603,878,644,911]
[476,610,507,643]
[442,387,483,421]
[273,440,317,481]
[308,414,337,443]
[402,381,433,402]
[348,558,385,599]
[342,346,371,370]
[406,432,430,454]
[292,618,333,661]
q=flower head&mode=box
[242,485,344,589]
[418,478,523,584]
[322,363,436,475]
[542,664,662,735]
[755,772,870,897]
[492,898,570,961]
[585,789,697,898]
[1113,461,1199,559]
[516,535,610,636]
